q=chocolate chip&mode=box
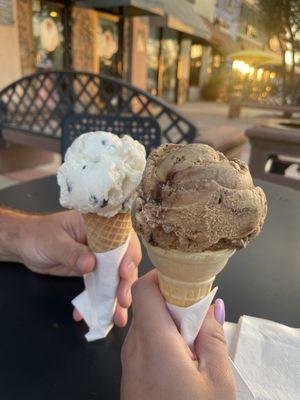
[152,183,162,202]
[218,196,222,204]
[82,165,86,170]
[101,140,106,145]
[100,198,108,208]
[89,195,99,206]
[166,171,175,184]
[66,178,72,193]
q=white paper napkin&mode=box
[72,237,129,342]
[166,289,254,399]
[232,316,300,400]
[167,287,218,349]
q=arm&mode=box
[0,207,27,262]
[0,207,141,327]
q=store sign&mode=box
[0,0,14,24]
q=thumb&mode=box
[56,234,96,275]
[194,299,233,383]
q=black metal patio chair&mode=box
[0,70,197,156]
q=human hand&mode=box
[18,210,141,327]
[121,270,236,400]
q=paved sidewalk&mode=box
[0,151,61,190]
[178,101,282,132]
[177,101,285,161]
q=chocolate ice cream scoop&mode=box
[132,143,267,252]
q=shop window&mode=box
[32,1,65,69]
[161,28,179,102]
[146,26,160,96]
[97,17,120,76]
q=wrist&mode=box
[0,208,31,263]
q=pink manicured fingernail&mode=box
[214,298,225,325]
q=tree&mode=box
[257,0,300,104]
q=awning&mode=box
[150,0,211,41]
[77,0,211,40]
[76,0,164,16]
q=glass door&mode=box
[146,26,160,96]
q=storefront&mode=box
[10,0,213,105]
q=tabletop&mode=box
[0,175,300,399]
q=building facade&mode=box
[0,0,219,103]
[0,0,277,104]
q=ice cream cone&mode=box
[144,241,235,307]
[83,212,132,253]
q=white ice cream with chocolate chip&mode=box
[57,131,146,217]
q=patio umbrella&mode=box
[228,50,281,66]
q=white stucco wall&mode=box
[0,0,21,89]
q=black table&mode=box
[0,176,299,399]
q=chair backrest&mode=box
[0,70,197,152]
[61,113,161,157]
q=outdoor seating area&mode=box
[0,1,300,399]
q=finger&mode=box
[194,300,234,387]
[114,302,128,328]
[119,231,141,280]
[55,234,96,275]
[116,267,138,308]
[131,270,180,336]
[131,270,193,361]
[73,308,83,322]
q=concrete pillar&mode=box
[71,7,98,73]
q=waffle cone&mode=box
[144,241,235,307]
[83,212,132,253]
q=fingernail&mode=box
[214,298,225,325]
